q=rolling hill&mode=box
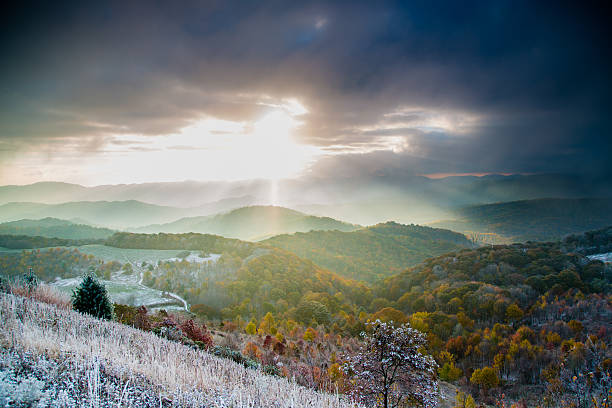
[263,222,473,282]
[429,197,612,243]
[0,200,201,228]
[134,206,359,241]
[0,217,116,240]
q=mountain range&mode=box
[3,173,611,225]
[430,197,612,243]
[0,218,116,240]
[133,206,359,241]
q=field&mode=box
[0,293,358,408]
[51,275,183,310]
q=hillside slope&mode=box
[430,198,612,243]
[105,231,371,318]
[372,242,611,402]
[0,217,116,240]
[135,206,359,241]
[263,222,472,282]
[0,294,355,407]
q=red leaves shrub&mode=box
[134,306,151,331]
[179,319,213,349]
[273,341,286,355]
[263,335,275,348]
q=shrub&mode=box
[179,319,213,349]
[438,362,462,382]
[262,364,281,377]
[211,346,260,370]
[71,274,113,320]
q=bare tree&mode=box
[343,320,439,408]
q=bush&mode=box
[71,275,113,320]
[211,346,260,370]
[179,319,213,349]
[262,364,281,376]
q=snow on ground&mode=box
[165,253,221,264]
[588,252,612,263]
[51,275,181,309]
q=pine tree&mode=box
[72,274,113,320]
[22,267,38,292]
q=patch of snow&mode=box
[165,253,221,264]
[588,252,612,263]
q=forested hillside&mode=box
[374,243,611,403]
[263,222,472,282]
[0,217,115,240]
[431,198,612,243]
[135,206,359,241]
[562,225,612,255]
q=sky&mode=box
[1,0,611,185]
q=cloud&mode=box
[1,0,611,184]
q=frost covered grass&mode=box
[0,293,358,407]
[9,282,71,310]
[51,276,181,309]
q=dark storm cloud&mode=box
[1,0,611,176]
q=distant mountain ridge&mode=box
[0,217,116,240]
[2,174,611,225]
[134,205,359,241]
[263,221,473,282]
[0,200,197,228]
[429,197,612,243]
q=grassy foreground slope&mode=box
[136,206,359,241]
[430,198,612,243]
[0,293,356,408]
[263,222,472,282]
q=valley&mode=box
[0,192,611,408]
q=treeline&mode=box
[105,232,254,258]
[562,225,612,255]
[0,247,120,281]
[0,234,100,249]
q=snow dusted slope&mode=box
[0,294,358,407]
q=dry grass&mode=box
[0,293,358,407]
[8,282,72,310]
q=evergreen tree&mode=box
[22,267,38,292]
[72,274,113,320]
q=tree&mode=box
[72,274,113,320]
[22,267,38,292]
[245,320,257,335]
[506,303,524,323]
[343,320,439,408]
[470,366,499,393]
[454,391,475,408]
